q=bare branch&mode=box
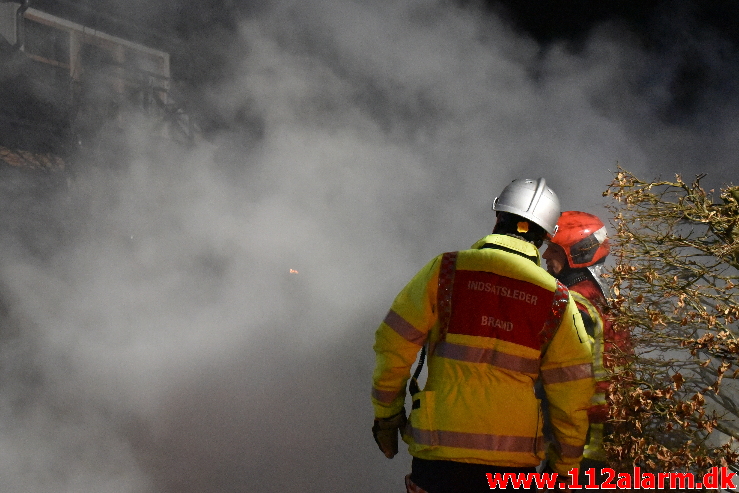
[603,167,739,472]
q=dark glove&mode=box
[540,464,572,492]
[372,409,407,459]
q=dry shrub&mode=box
[603,168,739,481]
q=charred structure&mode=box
[1,1,197,257]
[1,1,195,163]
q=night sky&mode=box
[27,0,739,128]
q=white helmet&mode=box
[492,178,561,235]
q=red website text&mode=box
[486,466,736,490]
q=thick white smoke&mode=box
[1,0,737,491]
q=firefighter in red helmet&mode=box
[542,211,623,483]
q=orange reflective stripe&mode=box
[558,442,585,459]
[435,341,540,374]
[383,310,426,346]
[371,387,402,404]
[541,363,593,384]
[410,427,545,453]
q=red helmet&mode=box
[549,211,610,268]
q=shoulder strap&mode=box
[432,251,458,354]
[408,344,426,397]
[409,251,457,396]
[539,280,570,350]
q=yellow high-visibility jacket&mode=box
[567,274,626,463]
[372,234,594,475]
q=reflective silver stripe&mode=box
[411,427,544,453]
[541,363,593,384]
[558,442,585,459]
[384,310,426,346]
[371,387,402,404]
[591,392,607,405]
[435,341,540,374]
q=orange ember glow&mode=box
[289,269,299,274]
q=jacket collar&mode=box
[557,267,595,289]
[471,234,542,266]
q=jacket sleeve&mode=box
[371,257,440,419]
[572,291,609,424]
[541,294,595,476]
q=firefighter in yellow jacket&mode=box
[371,178,594,493]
